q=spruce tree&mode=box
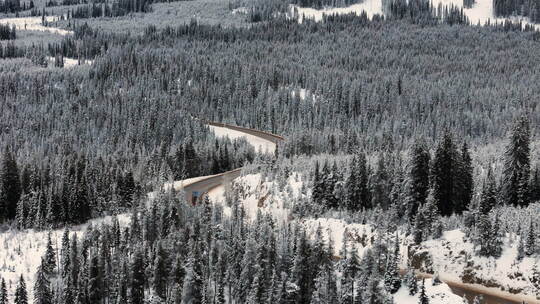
[431,131,458,216]
[181,240,203,304]
[87,253,102,304]
[502,116,531,207]
[418,279,429,304]
[384,235,401,294]
[479,167,497,214]
[153,241,169,300]
[0,278,7,304]
[526,219,536,256]
[456,142,474,213]
[407,139,430,221]
[14,275,28,304]
[34,264,53,304]
[44,232,57,276]
[131,249,145,304]
[405,270,418,295]
[0,147,21,221]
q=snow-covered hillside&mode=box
[0,215,129,301]
[415,229,540,299]
[394,279,466,304]
[292,0,540,29]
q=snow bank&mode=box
[419,229,539,297]
[302,217,376,257]
[208,173,296,222]
[208,124,276,154]
[0,16,72,35]
[394,279,465,304]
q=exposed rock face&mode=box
[410,248,434,274]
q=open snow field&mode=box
[0,16,72,35]
[293,0,540,29]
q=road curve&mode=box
[182,121,284,203]
[414,271,540,304]
[183,121,538,304]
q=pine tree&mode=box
[69,234,80,288]
[153,241,169,300]
[181,240,203,304]
[14,275,28,304]
[530,165,540,203]
[405,270,418,295]
[131,249,145,304]
[456,142,474,213]
[407,139,430,221]
[34,264,53,304]
[61,228,71,279]
[87,253,102,304]
[384,235,401,294]
[418,279,429,304]
[44,232,57,276]
[526,219,536,256]
[502,116,531,207]
[61,275,75,304]
[291,230,313,304]
[479,167,497,214]
[431,131,458,216]
[0,146,21,221]
[0,278,7,304]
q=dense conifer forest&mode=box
[0,3,539,303]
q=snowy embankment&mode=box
[292,0,540,29]
[208,124,276,154]
[208,173,298,221]
[209,173,464,302]
[0,16,72,35]
[394,279,465,304]
[0,215,130,301]
[417,229,540,299]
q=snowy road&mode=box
[179,121,284,203]
[414,271,540,304]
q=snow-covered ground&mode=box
[292,1,383,22]
[0,214,130,302]
[208,173,297,221]
[208,124,276,154]
[417,229,540,298]
[394,278,465,304]
[292,0,540,29]
[0,16,72,35]
[46,56,93,68]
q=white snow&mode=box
[46,56,93,68]
[208,173,295,222]
[0,16,72,35]
[0,214,130,302]
[231,6,248,14]
[292,1,382,23]
[208,124,276,154]
[418,229,539,298]
[394,279,465,304]
[302,217,376,257]
[292,0,540,29]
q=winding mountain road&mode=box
[177,121,537,304]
